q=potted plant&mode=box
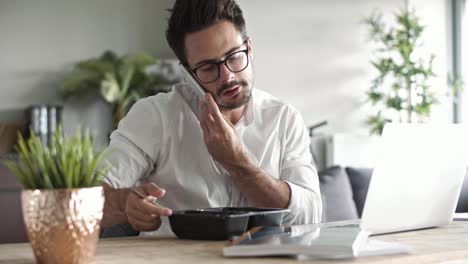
[3,127,108,264]
[61,51,177,129]
[364,9,438,135]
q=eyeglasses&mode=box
[190,41,250,84]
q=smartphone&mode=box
[179,63,206,99]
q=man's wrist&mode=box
[223,151,262,179]
[119,188,131,214]
[102,184,131,227]
[222,152,291,209]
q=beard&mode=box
[214,79,252,110]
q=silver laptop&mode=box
[360,123,468,235]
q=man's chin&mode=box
[219,102,245,110]
[217,92,251,110]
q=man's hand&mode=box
[125,183,172,232]
[198,94,291,209]
[199,94,251,169]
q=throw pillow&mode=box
[318,166,358,222]
[345,167,373,217]
[456,169,468,212]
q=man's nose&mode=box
[218,63,235,83]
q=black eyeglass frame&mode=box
[188,40,250,84]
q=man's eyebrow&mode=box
[193,43,244,68]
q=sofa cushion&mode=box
[345,167,373,217]
[456,170,468,212]
[318,166,358,222]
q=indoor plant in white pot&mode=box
[3,127,108,264]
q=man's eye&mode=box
[228,53,241,62]
[200,64,217,72]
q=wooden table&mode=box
[1,221,468,264]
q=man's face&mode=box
[184,21,254,110]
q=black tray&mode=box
[168,207,289,240]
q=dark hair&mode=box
[166,0,247,65]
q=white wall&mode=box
[0,0,174,146]
[0,0,451,138]
[0,0,174,109]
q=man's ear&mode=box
[247,37,253,60]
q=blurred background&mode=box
[0,0,466,242]
[0,0,464,144]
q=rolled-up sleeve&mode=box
[280,107,322,225]
[101,134,153,188]
[101,97,163,188]
[282,166,322,225]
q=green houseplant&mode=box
[61,51,175,129]
[364,9,438,135]
[3,127,108,264]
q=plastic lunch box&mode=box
[168,207,289,240]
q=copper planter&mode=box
[22,186,104,264]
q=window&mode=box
[462,0,467,118]
[456,0,467,122]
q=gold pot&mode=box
[22,186,104,264]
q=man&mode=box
[101,0,322,236]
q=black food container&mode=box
[169,207,289,240]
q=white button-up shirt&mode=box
[103,83,322,236]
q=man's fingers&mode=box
[127,204,159,223]
[222,114,235,128]
[199,100,218,136]
[200,94,227,135]
[200,100,216,124]
[129,216,161,231]
[134,197,172,217]
[129,182,172,216]
[125,182,171,233]
[204,93,224,123]
[141,182,166,198]
[199,113,211,135]
[200,120,210,136]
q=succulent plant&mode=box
[3,127,108,189]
